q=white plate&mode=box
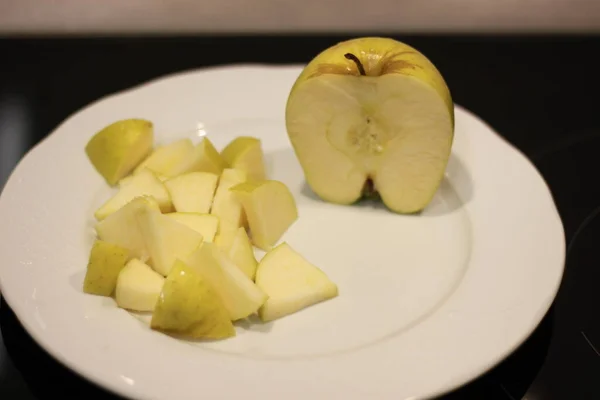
[0,65,565,400]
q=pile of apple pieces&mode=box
[82,119,338,340]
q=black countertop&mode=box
[1,34,599,400]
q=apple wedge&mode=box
[85,119,154,186]
[164,172,219,213]
[185,243,267,321]
[115,258,165,312]
[95,196,159,261]
[135,207,204,276]
[134,138,195,177]
[166,213,219,242]
[255,243,338,322]
[210,168,247,230]
[221,137,266,181]
[285,37,454,213]
[83,240,130,296]
[226,227,258,280]
[230,180,298,251]
[151,259,235,340]
[94,169,172,220]
[168,137,227,176]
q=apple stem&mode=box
[344,53,366,76]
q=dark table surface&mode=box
[0,34,599,400]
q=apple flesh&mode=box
[255,242,338,322]
[151,260,235,340]
[210,168,247,230]
[225,227,258,280]
[85,119,154,186]
[95,196,159,261]
[134,138,195,177]
[221,137,266,181]
[165,213,219,242]
[94,169,173,220]
[135,207,204,276]
[285,37,454,213]
[168,137,227,176]
[230,180,298,251]
[185,242,267,321]
[115,258,165,312]
[164,172,219,214]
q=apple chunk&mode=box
[164,172,219,213]
[210,168,247,230]
[115,258,165,312]
[166,213,219,242]
[185,243,267,321]
[151,260,235,340]
[255,243,338,322]
[230,180,298,251]
[285,37,454,213]
[134,138,195,177]
[226,227,258,280]
[169,137,227,176]
[83,240,130,296]
[94,169,172,220]
[95,196,159,261]
[85,119,154,186]
[221,137,266,181]
[135,207,204,276]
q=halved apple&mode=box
[115,258,165,312]
[135,207,204,276]
[230,180,298,251]
[185,242,267,321]
[255,242,338,322]
[221,137,266,181]
[85,119,154,186]
[94,169,172,220]
[166,212,219,242]
[164,172,219,213]
[285,37,454,213]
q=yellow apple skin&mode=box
[85,119,154,186]
[285,37,454,213]
[83,240,130,296]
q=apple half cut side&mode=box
[285,37,454,214]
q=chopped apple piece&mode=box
[119,173,167,188]
[115,258,165,312]
[95,196,159,261]
[83,240,130,296]
[164,172,219,213]
[94,169,172,221]
[134,138,194,177]
[221,137,266,181]
[213,222,239,252]
[230,180,298,251]
[185,243,267,321]
[256,243,338,322]
[210,168,247,231]
[226,227,258,280]
[151,260,235,340]
[136,207,204,276]
[166,213,219,242]
[85,119,154,186]
[169,137,227,176]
